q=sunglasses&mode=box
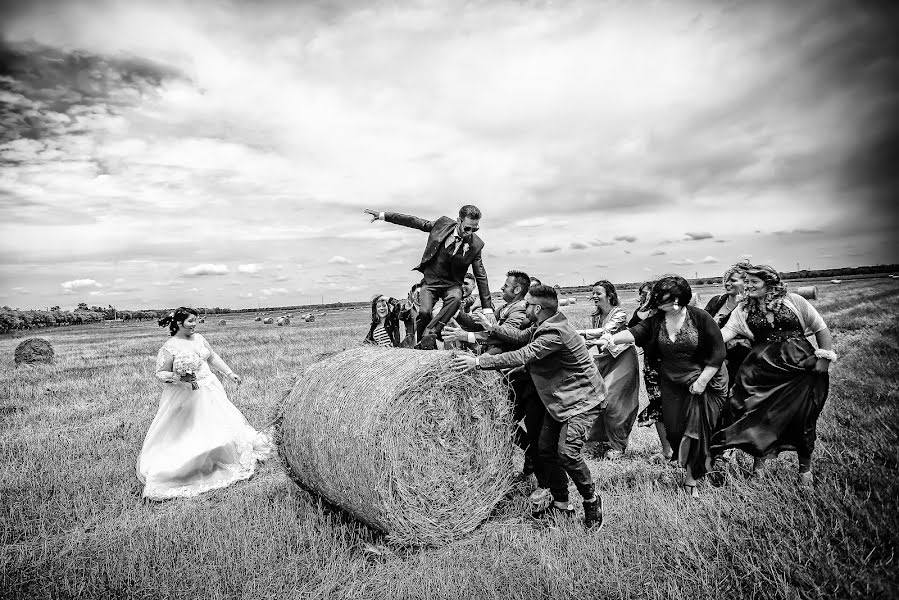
[461,225,479,233]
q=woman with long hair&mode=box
[599,276,727,497]
[712,264,834,485]
[577,280,640,459]
[138,307,272,500]
[364,294,402,347]
[704,261,752,386]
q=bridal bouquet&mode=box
[173,352,202,390]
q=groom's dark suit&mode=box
[383,212,493,342]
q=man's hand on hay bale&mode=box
[441,323,470,344]
[451,353,477,373]
[471,311,496,330]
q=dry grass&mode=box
[1,279,897,599]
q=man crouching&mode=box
[451,284,606,530]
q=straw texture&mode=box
[14,338,54,365]
[278,346,515,546]
[795,285,818,300]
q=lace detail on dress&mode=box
[746,303,804,343]
[658,312,700,359]
[162,335,219,388]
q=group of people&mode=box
[136,204,835,537]
[361,205,835,527]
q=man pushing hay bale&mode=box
[279,346,515,546]
[14,338,54,365]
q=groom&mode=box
[364,205,494,349]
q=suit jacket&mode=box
[384,212,493,309]
[479,312,607,421]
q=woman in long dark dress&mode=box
[711,265,834,485]
[600,276,727,497]
[577,280,640,459]
[630,281,672,460]
[703,262,752,387]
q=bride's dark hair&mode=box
[158,307,199,336]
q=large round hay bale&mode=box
[263,317,274,324]
[279,347,514,546]
[277,317,290,326]
[795,285,818,300]
[218,319,227,325]
[304,315,315,322]
[559,298,570,307]
[14,338,55,365]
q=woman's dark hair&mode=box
[370,295,398,324]
[158,306,198,336]
[648,276,692,310]
[590,280,620,308]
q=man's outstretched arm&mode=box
[364,209,434,232]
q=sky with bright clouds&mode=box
[1,0,896,310]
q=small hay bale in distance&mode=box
[263,317,274,324]
[277,317,290,326]
[218,319,227,325]
[279,347,515,546]
[14,338,54,365]
[254,317,262,322]
[795,285,818,300]
[304,315,315,322]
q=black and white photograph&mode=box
[1,0,897,598]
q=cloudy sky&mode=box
[1,0,896,310]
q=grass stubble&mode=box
[0,280,896,599]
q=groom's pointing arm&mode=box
[365,208,434,232]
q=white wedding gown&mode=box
[137,334,272,500]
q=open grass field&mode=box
[2,279,897,599]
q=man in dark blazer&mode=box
[364,205,494,348]
[450,284,607,530]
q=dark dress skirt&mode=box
[657,315,728,479]
[587,345,640,450]
[711,306,829,459]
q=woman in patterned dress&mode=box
[138,307,272,500]
[631,281,672,460]
[364,294,402,347]
[577,280,640,459]
[703,262,753,388]
[712,265,834,485]
[600,276,728,497]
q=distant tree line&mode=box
[0,304,174,335]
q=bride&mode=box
[138,307,272,500]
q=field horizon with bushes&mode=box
[1,279,897,599]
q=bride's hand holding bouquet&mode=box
[173,352,202,390]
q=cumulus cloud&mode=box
[614,235,637,243]
[651,250,666,256]
[60,278,102,291]
[539,246,562,253]
[684,232,713,241]
[589,239,614,247]
[570,241,589,250]
[328,256,352,264]
[12,286,30,293]
[512,217,548,228]
[700,256,720,264]
[260,288,288,297]
[670,259,695,266]
[183,264,229,277]
[237,264,263,274]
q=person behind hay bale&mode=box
[364,295,402,347]
[711,264,834,487]
[138,307,272,500]
[14,338,55,365]
[364,205,496,350]
[443,270,544,478]
[451,285,606,530]
[576,280,640,460]
[279,346,515,545]
[599,276,727,499]
[399,282,422,347]
[703,261,753,391]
